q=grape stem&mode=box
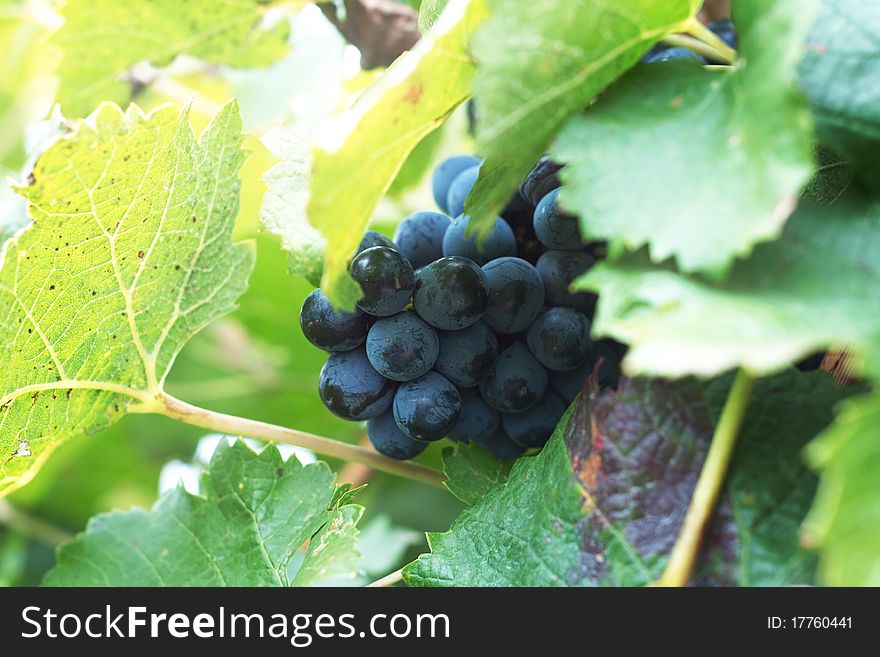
[659,34,734,65]
[0,500,73,547]
[367,568,404,587]
[142,392,446,489]
[683,16,738,64]
[653,369,755,587]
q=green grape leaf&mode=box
[464,0,699,229]
[51,0,291,117]
[292,504,364,586]
[803,392,880,586]
[802,146,852,207]
[44,441,363,586]
[418,0,449,33]
[799,0,880,188]
[580,190,880,378]
[553,0,816,276]
[442,443,511,506]
[0,101,254,497]
[275,0,487,308]
[404,371,848,586]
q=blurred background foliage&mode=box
[0,0,473,585]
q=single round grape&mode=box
[448,388,500,444]
[480,342,548,413]
[357,230,397,254]
[533,188,581,249]
[435,320,499,387]
[393,372,461,442]
[526,307,592,372]
[367,410,428,460]
[481,257,545,334]
[445,164,480,218]
[502,389,567,448]
[535,250,597,314]
[442,214,516,265]
[299,288,370,352]
[366,311,439,382]
[393,211,451,269]
[412,256,489,330]
[472,428,526,461]
[432,155,481,213]
[520,156,562,206]
[350,246,415,317]
[318,348,396,420]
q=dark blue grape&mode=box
[357,230,396,254]
[412,256,489,330]
[318,348,396,420]
[520,157,562,206]
[502,389,567,448]
[435,320,498,387]
[442,214,516,265]
[482,257,545,334]
[533,188,581,249]
[448,388,500,444]
[367,410,427,460]
[642,46,704,64]
[432,155,481,212]
[393,211,451,269]
[366,311,439,382]
[549,361,590,405]
[299,288,369,352]
[708,19,737,49]
[393,372,461,441]
[350,246,415,317]
[472,428,526,461]
[526,307,592,372]
[535,250,596,314]
[445,164,480,218]
[480,342,548,413]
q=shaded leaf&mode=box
[0,102,253,497]
[464,0,698,229]
[580,191,880,378]
[442,443,511,505]
[802,146,852,206]
[799,0,880,188]
[404,371,848,586]
[803,392,880,585]
[553,0,817,276]
[44,441,363,586]
[51,0,291,117]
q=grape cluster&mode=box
[300,155,624,462]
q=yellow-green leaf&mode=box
[303,0,488,307]
[0,101,253,497]
[51,0,291,117]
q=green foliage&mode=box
[442,443,511,505]
[804,392,880,585]
[464,0,699,229]
[0,102,253,497]
[265,0,488,308]
[51,0,291,117]
[581,191,880,378]
[554,0,816,276]
[44,441,363,586]
[798,0,880,189]
[405,371,849,586]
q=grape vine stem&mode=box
[653,369,755,587]
[147,393,446,489]
[0,500,73,547]
[683,17,738,64]
[367,568,404,587]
